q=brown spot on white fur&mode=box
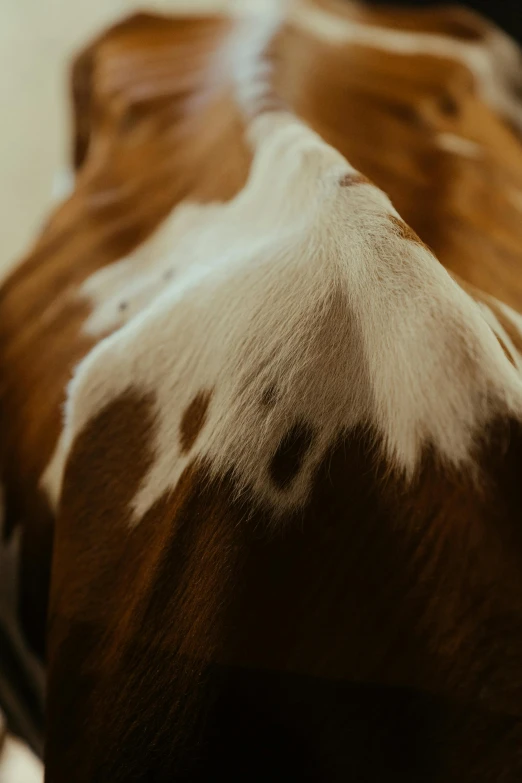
[339,172,371,187]
[260,384,278,408]
[495,335,517,367]
[269,422,315,491]
[388,214,428,249]
[180,391,212,454]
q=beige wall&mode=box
[0,1,232,279]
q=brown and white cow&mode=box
[2,2,522,781]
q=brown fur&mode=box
[0,5,522,780]
[0,14,251,656]
[45,396,522,780]
[275,12,522,310]
[316,0,496,41]
[46,391,244,782]
[339,172,371,187]
[268,422,315,491]
[388,214,429,249]
[180,391,212,454]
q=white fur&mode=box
[42,105,522,521]
[496,299,522,345]
[475,301,522,370]
[0,733,43,783]
[437,134,482,158]
[40,9,522,520]
[50,167,75,204]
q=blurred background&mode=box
[0,0,520,281]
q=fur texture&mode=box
[42,51,522,518]
[3,4,522,780]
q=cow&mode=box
[2,2,522,780]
